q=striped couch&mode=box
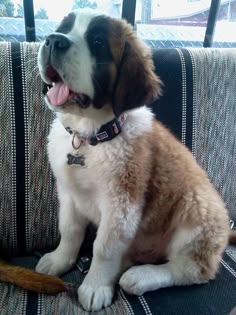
[0,42,236,315]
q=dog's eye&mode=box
[93,36,105,49]
[88,32,112,61]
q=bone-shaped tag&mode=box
[67,153,85,166]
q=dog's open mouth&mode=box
[44,66,91,108]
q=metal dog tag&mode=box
[67,153,85,166]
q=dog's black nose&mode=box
[44,34,71,51]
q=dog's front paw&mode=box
[36,250,75,276]
[78,283,113,311]
[119,266,149,296]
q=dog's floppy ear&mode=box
[112,21,162,117]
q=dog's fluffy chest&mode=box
[47,117,128,224]
[46,108,154,223]
[48,118,110,186]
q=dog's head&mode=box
[38,9,162,117]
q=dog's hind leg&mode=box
[119,256,207,296]
[120,225,227,296]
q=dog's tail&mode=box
[229,230,236,245]
[0,259,67,294]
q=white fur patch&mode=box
[78,283,113,311]
[119,264,174,295]
[38,9,97,101]
[70,9,98,37]
[167,226,202,258]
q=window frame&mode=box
[22,0,219,47]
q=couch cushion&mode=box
[0,247,235,315]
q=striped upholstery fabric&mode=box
[152,48,236,221]
[0,43,236,314]
[0,42,17,256]
[0,42,59,256]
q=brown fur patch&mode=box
[0,260,66,294]
[229,231,236,244]
[119,121,230,280]
[120,132,152,204]
[106,18,162,116]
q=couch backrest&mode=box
[0,42,235,255]
[151,48,236,224]
[0,42,59,255]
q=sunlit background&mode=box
[0,0,236,46]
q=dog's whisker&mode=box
[22,59,38,66]
[15,64,39,72]
[11,58,38,70]
[11,54,37,62]
[35,72,42,81]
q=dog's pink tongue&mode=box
[47,82,70,106]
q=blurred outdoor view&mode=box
[0,0,236,47]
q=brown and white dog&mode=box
[32,9,234,312]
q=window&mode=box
[34,0,123,40]
[0,0,123,41]
[0,0,236,48]
[135,0,236,48]
[214,0,236,47]
[0,0,25,41]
